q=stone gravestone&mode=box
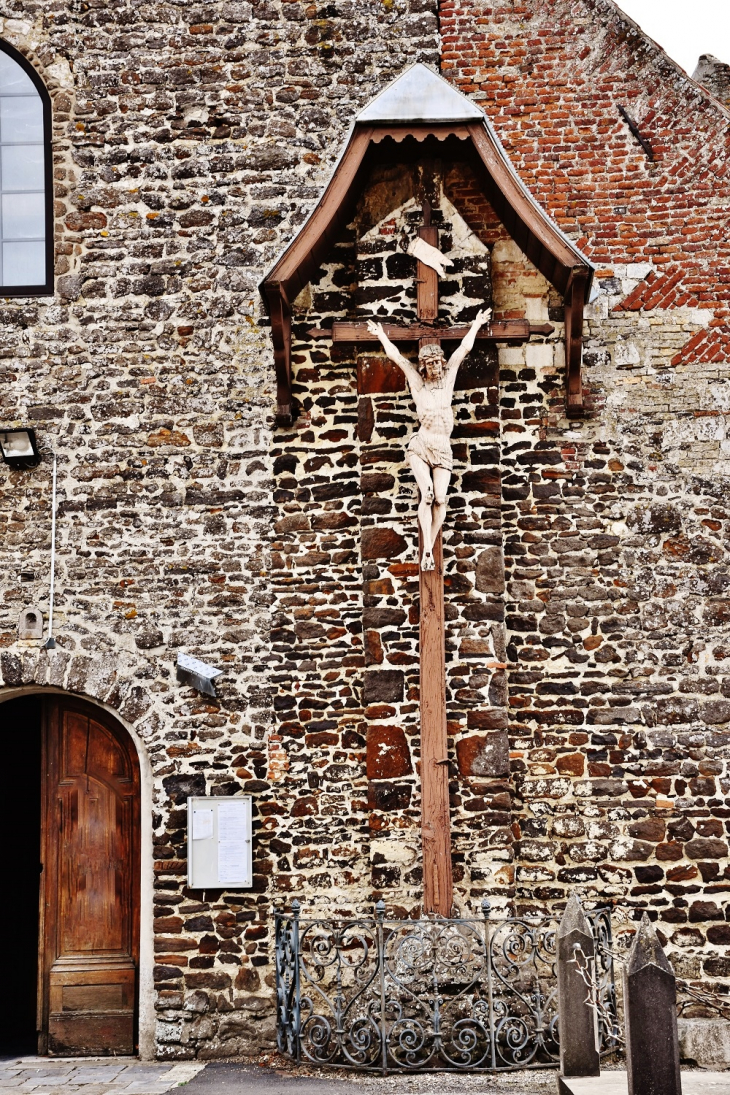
[557,894,600,1084]
[624,914,682,1095]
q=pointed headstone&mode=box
[557,894,601,1080]
[624,914,682,1095]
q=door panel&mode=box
[41,700,139,1056]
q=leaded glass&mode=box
[0,48,46,287]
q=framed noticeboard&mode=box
[187,796,252,889]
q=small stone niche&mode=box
[18,605,43,640]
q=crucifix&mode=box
[318,202,503,916]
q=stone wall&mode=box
[442,0,730,992]
[0,0,439,1061]
[1,0,730,1062]
[270,160,514,917]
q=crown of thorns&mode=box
[418,343,445,360]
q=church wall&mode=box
[272,163,516,917]
[443,0,730,988]
[0,0,439,1061]
[0,0,728,1061]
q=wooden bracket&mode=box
[565,267,589,418]
[266,282,293,427]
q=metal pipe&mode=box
[44,451,57,649]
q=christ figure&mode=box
[366,308,492,571]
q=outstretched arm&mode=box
[446,308,492,376]
[366,320,423,391]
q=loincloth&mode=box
[407,429,454,472]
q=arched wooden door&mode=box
[40,698,140,1056]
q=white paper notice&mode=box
[217,801,249,884]
[192,808,214,840]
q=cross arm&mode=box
[307,319,549,343]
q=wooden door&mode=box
[40,699,140,1056]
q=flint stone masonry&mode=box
[1,0,730,1063]
[0,0,440,1061]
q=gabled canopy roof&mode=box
[357,64,485,123]
[262,64,594,424]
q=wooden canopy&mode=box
[261,65,594,424]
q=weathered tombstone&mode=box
[624,914,682,1095]
[557,893,601,1082]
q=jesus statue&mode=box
[366,308,492,571]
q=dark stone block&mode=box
[685,838,729,859]
[701,699,730,724]
[363,607,406,629]
[362,472,395,493]
[707,924,730,944]
[367,781,412,812]
[358,396,375,442]
[163,773,206,805]
[364,670,404,703]
[689,901,723,921]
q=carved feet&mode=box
[421,550,435,572]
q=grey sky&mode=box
[615,0,730,75]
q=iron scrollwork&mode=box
[275,901,617,1074]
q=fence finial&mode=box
[557,894,600,1080]
[624,914,681,1095]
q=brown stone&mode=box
[362,527,407,559]
[656,842,685,862]
[666,864,698,882]
[467,708,509,730]
[358,355,406,394]
[147,428,191,447]
[234,966,261,992]
[556,752,585,776]
[460,638,498,658]
[367,725,413,780]
[456,732,509,778]
[474,546,505,593]
[629,817,666,842]
[364,630,384,665]
[704,600,730,627]
[291,796,317,817]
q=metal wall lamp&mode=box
[0,427,41,468]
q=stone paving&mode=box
[1,1059,727,1095]
[0,1060,205,1095]
[0,1058,566,1095]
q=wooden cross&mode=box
[311,204,537,916]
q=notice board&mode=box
[187,796,252,889]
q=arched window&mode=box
[0,42,52,295]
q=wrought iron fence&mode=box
[275,900,618,1073]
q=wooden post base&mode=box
[419,529,453,916]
